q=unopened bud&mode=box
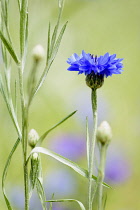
[96,121,112,145]
[28,129,39,148]
[32,152,39,160]
[32,45,45,61]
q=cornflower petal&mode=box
[67,51,124,78]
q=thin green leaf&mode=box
[2,138,20,210]
[24,8,28,60]
[46,199,85,210]
[1,0,8,27]
[26,147,110,188]
[1,42,8,67]
[32,3,66,98]
[86,117,90,170]
[32,64,50,98]
[49,194,55,210]
[49,25,57,57]
[50,21,67,63]
[20,0,28,58]
[0,30,19,64]
[32,21,66,98]
[49,0,65,56]
[36,178,47,210]
[49,202,53,210]
[91,177,99,203]
[103,193,108,210]
[46,22,51,62]
[1,0,12,44]
[17,0,21,11]
[37,110,77,145]
[14,80,18,115]
[0,75,21,138]
[49,3,62,57]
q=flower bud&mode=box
[32,45,45,61]
[32,152,39,161]
[86,72,104,89]
[96,121,112,145]
[28,129,39,148]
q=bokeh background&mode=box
[0,0,140,209]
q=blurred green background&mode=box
[0,0,140,209]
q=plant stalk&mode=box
[88,88,97,210]
[23,107,29,210]
[18,63,29,210]
[97,145,107,210]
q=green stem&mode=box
[88,88,97,210]
[23,107,29,210]
[97,145,107,210]
[19,1,29,208]
[18,63,29,210]
[23,106,29,210]
[20,0,28,59]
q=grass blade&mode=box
[0,76,21,138]
[0,30,19,64]
[86,117,90,170]
[49,0,64,56]
[103,193,108,210]
[37,110,77,145]
[49,194,55,210]
[32,2,66,97]
[46,22,51,62]
[32,21,66,99]
[26,147,110,188]
[36,178,47,210]
[46,199,86,210]
[17,0,21,11]
[2,138,20,210]
[50,21,67,63]
[20,0,28,58]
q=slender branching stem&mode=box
[18,63,29,210]
[97,145,107,210]
[23,107,29,210]
[88,88,97,210]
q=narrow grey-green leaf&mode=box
[14,80,18,115]
[86,117,90,170]
[50,0,64,55]
[20,0,28,58]
[103,193,108,210]
[32,21,66,98]
[46,22,51,62]
[37,110,77,145]
[46,199,85,210]
[50,21,67,63]
[27,147,110,188]
[17,0,21,11]
[2,138,20,210]
[0,75,21,138]
[49,8,61,56]
[49,24,57,58]
[49,194,55,210]
[36,178,47,210]
[32,65,50,98]
[0,30,19,64]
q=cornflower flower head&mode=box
[67,51,123,89]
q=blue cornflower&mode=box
[67,50,123,77]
